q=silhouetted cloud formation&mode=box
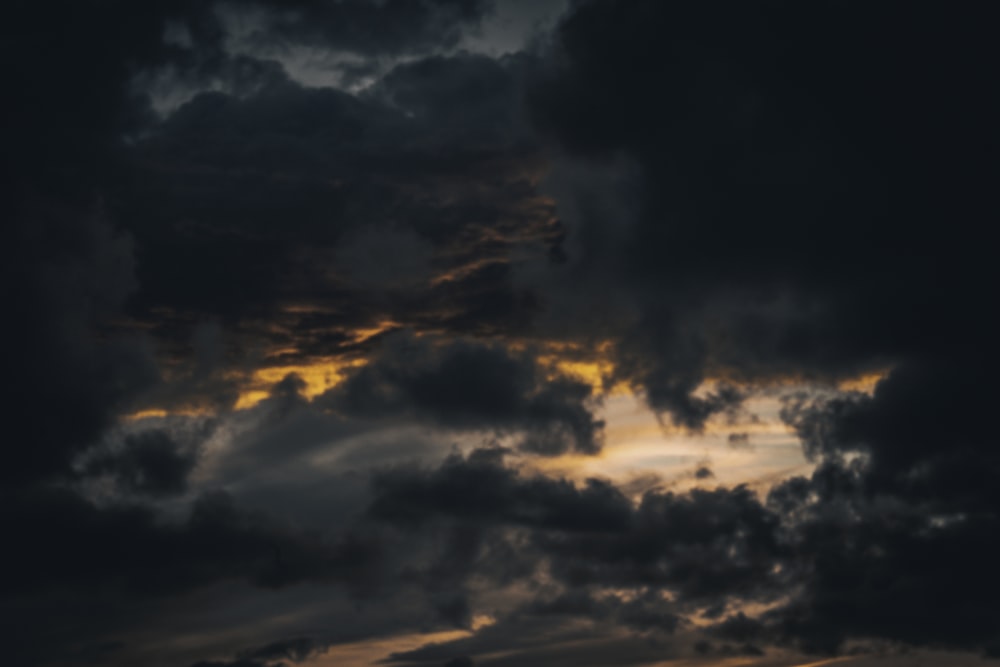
[527,0,996,426]
[323,335,604,454]
[4,0,999,665]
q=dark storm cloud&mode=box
[3,0,257,486]
[763,357,1000,654]
[355,448,791,655]
[2,0,493,188]
[535,485,785,602]
[370,448,628,530]
[369,448,785,604]
[4,3,565,666]
[7,0,1000,664]
[11,0,548,361]
[119,50,555,356]
[783,360,1000,512]
[367,377,1000,658]
[121,76,400,320]
[526,0,998,426]
[322,334,604,455]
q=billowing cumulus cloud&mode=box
[321,334,604,454]
[525,0,996,426]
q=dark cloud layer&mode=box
[528,0,997,425]
[370,448,628,530]
[371,448,785,605]
[1,486,383,665]
[771,356,1000,653]
[4,0,999,665]
[119,50,552,355]
[323,335,604,454]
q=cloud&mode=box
[119,51,555,362]
[335,224,435,291]
[81,428,200,498]
[6,0,1000,664]
[728,432,752,450]
[523,0,997,427]
[370,448,629,531]
[6,200,159,487]
[766,357,1000,653]
[321,333,604,455]
[368,447,786,607]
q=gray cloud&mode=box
[321,333,604,455]
[6,0,999,664]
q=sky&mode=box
[4,1,999,666]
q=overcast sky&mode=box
[5,1,999,666]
